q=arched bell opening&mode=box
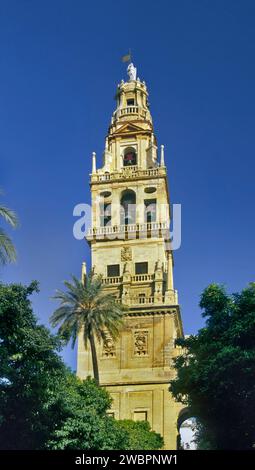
[123,147,137,167]
[120,189,136,225]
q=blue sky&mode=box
[1,1,255,369]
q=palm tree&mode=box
[0,191,18,265]
[50,273,126,385]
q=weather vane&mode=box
[121,49,137,81]
[121,48,132,64]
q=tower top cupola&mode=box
[109,62,153,134]
[91,62,163,176]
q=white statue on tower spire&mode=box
[127,62,137,81]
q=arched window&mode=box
[100,192,112,227]
[123,147,137,167]
[120,189,136,225]
[144,199,157,223]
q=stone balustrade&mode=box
[102,276,122,285]
[113,106,147,120]
[86,221,169,241]
[91,165,166,183]
[131,274,154,282]
[102,273,154,286]
[102,289,178,306]
[130,296,155,305]
[126,290,178,306]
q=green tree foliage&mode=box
[170,283,255,449]
[0,191,18,265]
[0,281,70,449]
[47,377,128,450]
[50,273,126,385]
[0,281,163,450]
[117,420,164,450]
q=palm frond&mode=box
[50,272,125,364]
[0,229,17,265]
[0,205,19,228]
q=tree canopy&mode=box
[0,281,70,449]
[170,283,255,449]
[117,420,164,450]
[46,376,128,450]
[0,281,163,450]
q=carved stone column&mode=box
[154,260,163,304]
[122,262,131,305]
[165,251,176,304]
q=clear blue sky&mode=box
[1,1,255,370]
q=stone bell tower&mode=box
[77,63,184,449]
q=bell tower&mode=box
[77,63,184,449]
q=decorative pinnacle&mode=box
[81,262,87,285]
[92,151,96,173]
[160,145,165,167]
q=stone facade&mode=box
[77,67,184,449]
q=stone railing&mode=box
[113,106,148,120]
[91,166,166,183]
[105,291,178,306]
[102,276,122,285]
[102,273,154,286]
[124,291,177,306]
[130,296,156,305]
[86,222,169,241]
[131,274,154,282]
